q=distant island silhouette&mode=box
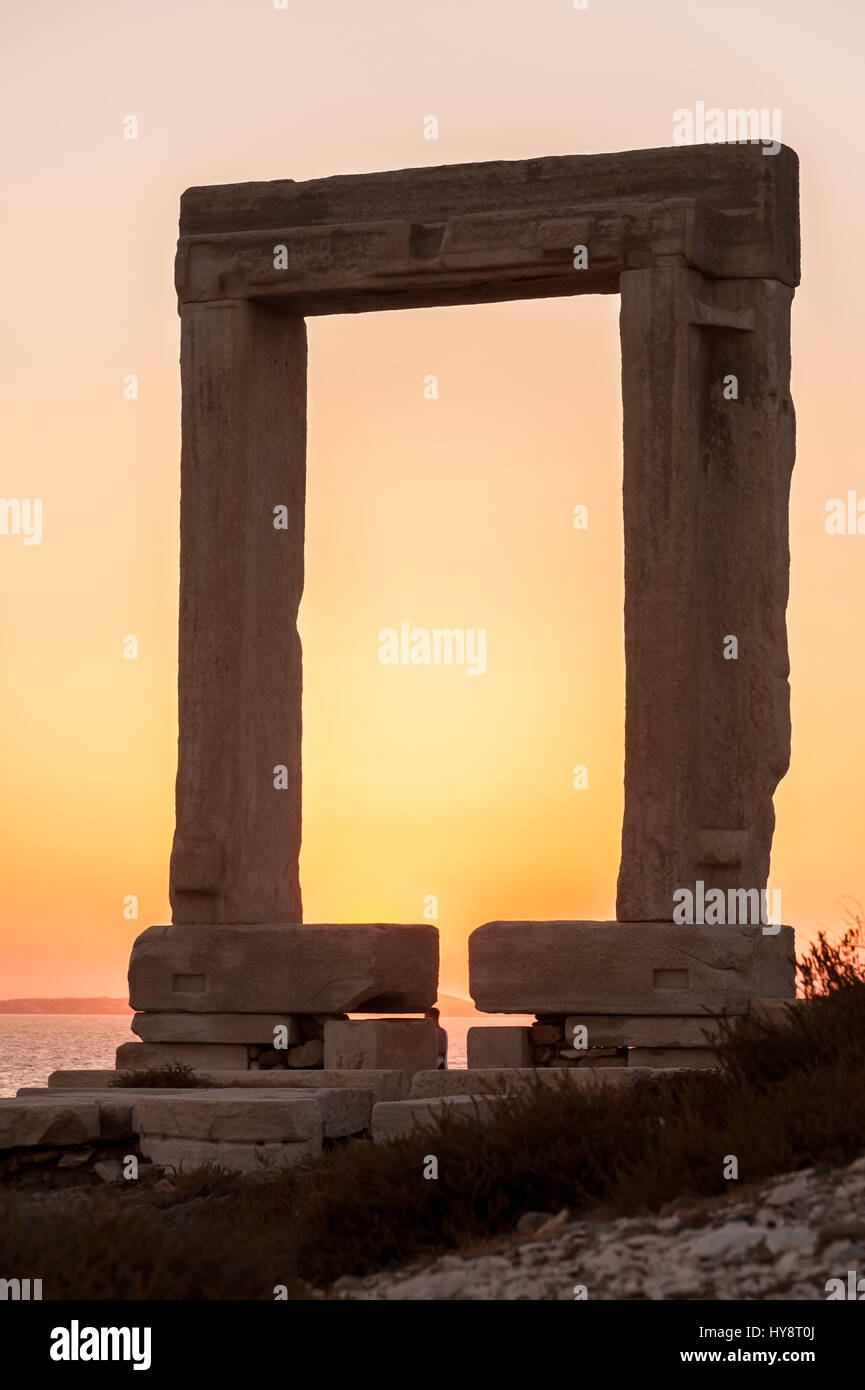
[0,993,480,1016]
[0,998,133,1014]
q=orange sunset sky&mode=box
[1,0,863,999]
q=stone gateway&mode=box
[123,143,799,1077]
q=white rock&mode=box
[774,1250,815,1280]
[93,1159,124,1183]
[383,1270,468,1300]
[766,1175,813,1206]
[688,1223,765,1260]
[821,1239,863,1266]
[765,1226,816,1256]
[57,1149,94,1168]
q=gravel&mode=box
[332,1156,865,1301]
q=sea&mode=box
[0,1015,532,1097]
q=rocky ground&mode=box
[331,1157,865,1300]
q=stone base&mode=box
[466,1026,533,1069]
[128,922,438,1014]
[469,921,795,1014]
[323,1019,437,1077]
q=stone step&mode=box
[133,1092,320,1146]
[372,1094,502,1141]
[132,1092,326,1173]
[15,1087,373,1140]
[11,1092,145,1141]
[0,1099,103,1150]
[46,1068,408,1101]
[409,1067,666,1099]
[46,1070,119,1089]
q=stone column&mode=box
[616,268,795,922]
[169,299,306,924]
